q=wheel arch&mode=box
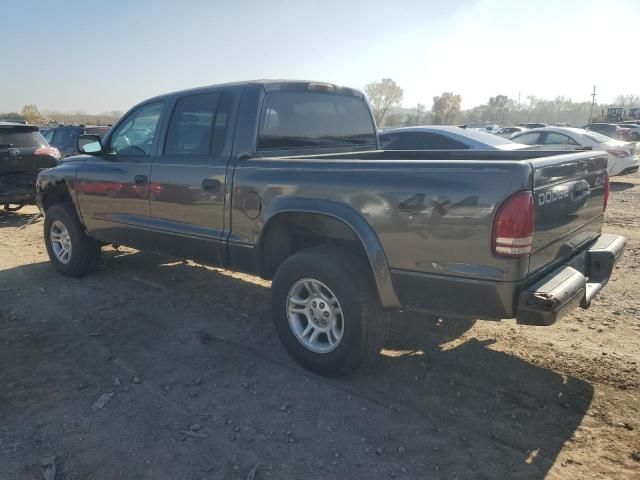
[257,198,400,309]
[37,179,74,212]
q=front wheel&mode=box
[44,203,101,277]
[271,247,389,377]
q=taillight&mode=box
[606,149,628,158]
[604,174,610,211]
[36,146,61,161]
[493,191,534,258]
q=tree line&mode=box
[364,78,640,127]
[4,86,639,129]
[0,104,122,126]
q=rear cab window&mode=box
[257,91,376,151]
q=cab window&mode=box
[163,92,230,160]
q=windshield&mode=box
[584,131,614,143]
[50,127,83,148]
[448,127,516,146]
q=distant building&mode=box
[607,107,626,122]
[630,108,640,120]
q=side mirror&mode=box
[78,134,103,154]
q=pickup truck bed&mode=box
[35,80,625,376]
[231,149,617,323]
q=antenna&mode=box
[588,85,597,123]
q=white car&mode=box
[511,127,639,176]
[379,126,532,151]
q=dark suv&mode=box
[1,122,60,210]
[43,125,111,158]
[583,123,631,140]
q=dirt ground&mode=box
[1,174,639,480]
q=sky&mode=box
[2,0,639,114]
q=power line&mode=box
[588,85,597,123]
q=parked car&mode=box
[378,126,532,151]
[618,123,640,141]
[583,123,631,141]
[1,122,60,211]
[494,126,528,138]
[37,80,624,376]
[43,125,111,158]
[511,127,639,176]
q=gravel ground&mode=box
[1,173,639,480]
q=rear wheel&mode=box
[44,203,101,277]
[271,247,389,377]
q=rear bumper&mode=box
[390,233,625,324]
[516,233,625,325]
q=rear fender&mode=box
[259,197,401,309]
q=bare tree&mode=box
[614,94,640,111]
[432,92,462,125]
[415,103,426,125]
[21,104,46,125]
[488,95,509,123]
[364,78,404,126]
[403,103,428,126]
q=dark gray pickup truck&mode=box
[36,80,625,376]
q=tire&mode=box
[271,246,389,377]
[44,203,101,277]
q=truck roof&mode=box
[144,80,365,103]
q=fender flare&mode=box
[258,197,400,309]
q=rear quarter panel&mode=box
[231,158,533,282]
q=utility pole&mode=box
[588,85,597,123]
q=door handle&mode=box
[134,175,148,185]
[201,179,221,192]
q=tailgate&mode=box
[0,147,39,176]
[528,152,608,275]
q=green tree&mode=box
[364,78,404,126]
[432,92,462,125]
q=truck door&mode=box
[147,90,234,266]
[75,101,165,246]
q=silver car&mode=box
[379,126,531,151]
